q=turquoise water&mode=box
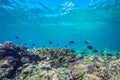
[0,0,120,51]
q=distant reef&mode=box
[0,41,120,80]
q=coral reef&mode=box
[0,41,120,80]
[109,59,120,76]
[0,41,40,79]
[33,48,78,68]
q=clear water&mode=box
[0,0,120,52]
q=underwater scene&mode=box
[0,0,120,80]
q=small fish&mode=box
[69,41,75,44]
[49,41,52,44]
[69,41,75,45]
[15,36,19,39]
[107,53,112,56]
[116,53,119,55]
[93,49,98,53]
[87,45,93,50]
[32,43,35,46]
[116,53,120,59]
[85,40,90,44]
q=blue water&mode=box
[0,0,120,51]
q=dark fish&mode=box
[15,36,19,39]
[70,41,75,44]
[69,41,75,45]
[87,45,93,50]
[49,41,52,44]
[85,40,90,44]
[107,53,112,56]
[116,53,119,55]
[32,43,35,46]
[93,49,98,53]
[116,53,120,59]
